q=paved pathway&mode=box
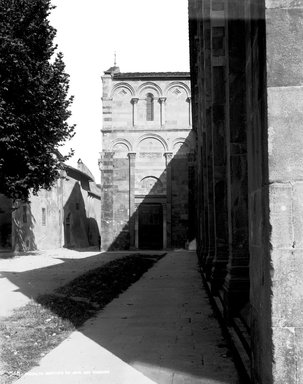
[12,251,240,384]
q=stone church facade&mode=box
[100,67,196,251]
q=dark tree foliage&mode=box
[0,0,75,201]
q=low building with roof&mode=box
[2,159,101,252]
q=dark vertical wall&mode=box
[222,0,250,317]
[189,0,303,383]
[245,2,270,382]
[188,0,249,310]
[0,194,12,250]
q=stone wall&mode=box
[189,0,303,383]
[264,1,303,383]
[188,0,250,314]
[12,165,101,251]
[12,182,62,251]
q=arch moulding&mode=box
[110,138,133,152]
[135,133,168,152]
[137,82,163,98]
[111,82,135,98]
[172,136,194,151]
[164,81,191,98]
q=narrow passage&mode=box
[15,251,241,384]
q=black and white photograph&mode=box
[0,1,301,383]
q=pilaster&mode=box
[164,152,173,249]
[131,98,139,127]
[209,0,230,294]
[203,0,217,278]
[222,0,250,317]
[159,97,166,126]
[186,97,192,126]
[128,152,136,249]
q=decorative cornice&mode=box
[113,72,190,80]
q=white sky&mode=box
[49,0,190,181]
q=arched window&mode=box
[146,93,154,121]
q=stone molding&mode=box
[135,133,169,152]
[110,138,133,152]
[110,82,135,98]
[137,81,163,98]
[164,81,191,98]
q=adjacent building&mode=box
[99,66,195,251]
[0,160,101,252]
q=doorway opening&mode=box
[138,203,163,249]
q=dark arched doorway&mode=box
[138,203,163,249]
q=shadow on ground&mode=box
[0,137,240,383]
[0,250,240,384]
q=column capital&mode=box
[164,151,173,160]
[132,99,139,126]
[128,152,136,159]
[159,97,167,126]
[186,96,191,103]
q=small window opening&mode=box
[76,202,80,210]
[42,208,46,226]
[146,93,154,121]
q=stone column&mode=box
[135,204,139,249]
[189,0,206,262]
[164,152,173,249]
[223,0,249,318]
[203,0,217,279]
[128,152,136,249]
[209,0,230,294]
[159,97,166,126]
[187,97,192,126]
[188,152,196,248]
[131,97,139,127]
